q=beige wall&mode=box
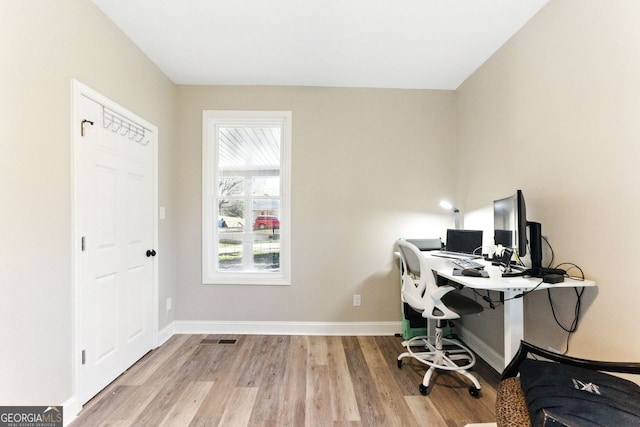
[174,86,457,323]
[456,0,640,361]
[0,1,176,405]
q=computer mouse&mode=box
[462,268,483,277]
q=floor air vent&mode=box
[200,338,237,345]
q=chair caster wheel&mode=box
[469,386,481,398]
[397,359,402,369]
[419,384,429,396]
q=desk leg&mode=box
[503,290,524,369]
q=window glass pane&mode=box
[218,199,245,229]
[218,127,280,171]
[217,199,244,270]
[252,175,280,196]
[218,235,242,270]
[253,235,280,270]
[217,198,244,230]
[252,199,280,271]
[253,200,280,228]
[219,177,244,196]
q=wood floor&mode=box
[70,334,499,427]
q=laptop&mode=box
[432,229,483,259]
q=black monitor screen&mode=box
[493,190,528,257]
[494,229,513,247]
[445,229,483,255]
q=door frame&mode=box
[70,79,159,410]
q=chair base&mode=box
[398,335,482,397]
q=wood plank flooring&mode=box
[70,334,499,427]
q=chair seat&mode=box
[442,291,483,316]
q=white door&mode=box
[75,89,156,404]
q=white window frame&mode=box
[202,110,292,285]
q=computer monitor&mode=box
[493,191,525,256]
[493,190,542,269]
[445,229,483,255]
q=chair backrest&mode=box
[406,238,442,252]
[395,239,460,320]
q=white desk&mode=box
[423,253,596,369]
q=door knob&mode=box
[146,249,157,257]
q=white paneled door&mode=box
[75,86,156,405]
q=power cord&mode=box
[546,262,585,354]
[548,285,585,354]
[481,290,496,309]
[541,237,586,353]
[511,250,525,268]
[498,279,545,305]
[555,262,585,281]
[542,235,555,268]
[469,289,499,309]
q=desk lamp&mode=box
[439,200,461,229]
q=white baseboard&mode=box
[157,322,175,346]
[172,320,402,336]
[457,325,505,373]
[63,395,80,427]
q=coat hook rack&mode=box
[102,107,149,145]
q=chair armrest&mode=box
[431,284,457,301]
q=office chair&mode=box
[395,239,483,397]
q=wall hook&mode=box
[81,119,94,137]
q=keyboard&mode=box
[431,250,482,260]
[450,258,485,270]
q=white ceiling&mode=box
[91,0,550,90]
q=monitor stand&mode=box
[501,264,526,278]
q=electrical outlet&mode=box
[166,297,172,312]
[353,294,361,307]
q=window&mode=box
[203,110,291,285]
